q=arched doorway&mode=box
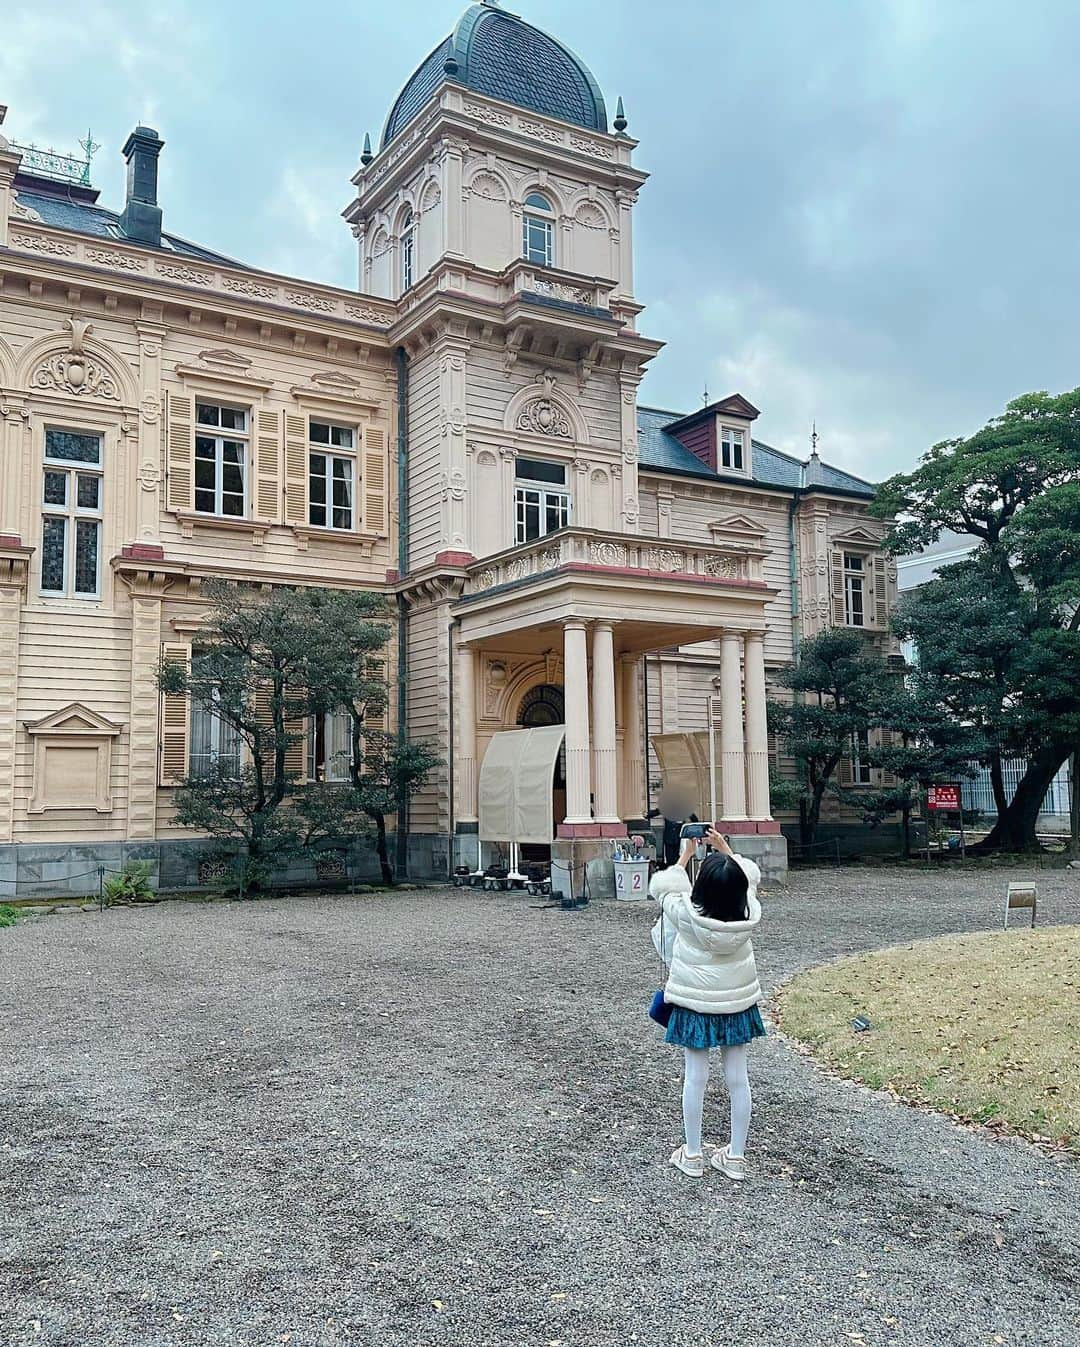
[517,683,566,848]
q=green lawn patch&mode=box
[778,926,1079,1153]
[0,904,20,929]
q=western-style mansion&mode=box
[0,1,896,894]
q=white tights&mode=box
[681,1044,752,1158]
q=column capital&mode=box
[564,617,589,633]
[592,618,615,634]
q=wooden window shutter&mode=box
[831,551,846,626]
[166,393,194,512]
[838,739,854,788]
[284,696,308,780]
[255,408,283,522]
[365,657,389,731]
[880,728,899,786]
[284,413,308,524]
[159,643,191,785]
[873,554,889,629]
[362,425,389,536]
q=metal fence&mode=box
[960,758,1073,821]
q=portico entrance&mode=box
[448,525,787,888]
[516,683,566,851]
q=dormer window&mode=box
[720,425,747,474]
[400,210,415,291]
[523,193,555,267]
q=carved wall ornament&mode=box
[11,197,43,223]
[591,540,626,567]
[138,460,160,492]
[652,547,685,574]
[31,319,119,401]
[515,397,572,439]
[464,102,512,128]
[10,231,76,256]
[284,289,336,314]
[442,469,467,502]
[506,558,529,582]
[541,544,563,570]
[222,276,277,300]
[344,302,391,325]
[86,247,145,271]
[140,391,161,424]
[704,554,746,580]
[156,261,213,286]
[475,567,497,591]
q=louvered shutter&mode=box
[159,643,191,785]
[166,393,194,512]
[362,425,389,536]
[831,551,846,626]
[879,729,899,787]
[255,408,283,523]
[873,554,890,629]
[284,696,308,781]
[365,657,389,732]
[838,738,854,788]
[284,413,308,524]
[250,682,274,779]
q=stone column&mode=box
[618,373,641,533]
[126,584,165,840]
[440,137,466,260]
[437,338,471,555]
[456,641,478,824]
[591,622,619,824]
[743,631,772,821]
[620,654,645,820]
[563,620,592,825]
[719,631,747,821]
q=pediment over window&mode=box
[831,526,882,547]
[26,704,123,814]
[713,394,760,421]
[26,703,123,737]
[708,513,769,544]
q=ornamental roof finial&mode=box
[614,96,628,134]
[360,133,373,167]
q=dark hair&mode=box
[690,853,750,922]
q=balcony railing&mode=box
[465,527,764,595]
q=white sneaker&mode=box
[710,1145,746,1181]
[669,1145,704,1177]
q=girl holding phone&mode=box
[648,828,765,1180]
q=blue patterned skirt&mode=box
[665,1003,766,1049]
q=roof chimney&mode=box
[119,125,164,247]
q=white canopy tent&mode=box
[478,725,566,845]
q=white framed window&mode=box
[400,210,415,291]
[851,728,872,786]
[522,193,555,267]
[720,425,747,473]
[189,670,242,780]
[194,402,248,517]
[308,421,356,531]
[40,429,103,599]
[843,552,866,627]
[308,710,354,783]
[514,458,571,543]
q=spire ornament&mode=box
[360,133,373,167]
[614,96,628,134]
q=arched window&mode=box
[400,210,415,291]
[518,684,565,788]
[522,193,555,267]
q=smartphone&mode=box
[679,822,713,840]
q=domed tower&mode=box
[344,0,645,306]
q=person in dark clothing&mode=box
[648,791,697,867]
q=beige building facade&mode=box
[0,3,896,895]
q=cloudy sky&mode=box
[4,0,1077,479]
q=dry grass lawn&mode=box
[778,925,1080,1152]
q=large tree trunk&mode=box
[975,743,1068,852]
[988,752,1008,817]
[370,811,395,886]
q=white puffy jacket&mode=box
[648,857,763,1015]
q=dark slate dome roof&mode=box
[381,2,607,148]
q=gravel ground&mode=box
[1,864,1078,1347]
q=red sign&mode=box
[928,783,961,811]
